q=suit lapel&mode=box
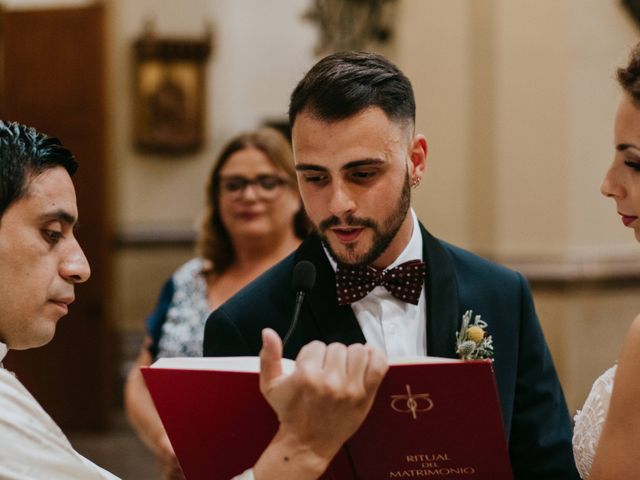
[421,224,460,358]
[295,234,366,345]
[291,228,461,357]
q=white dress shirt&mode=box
[325,209,427,358]
[0,342,119,480]
[234,213,427,480]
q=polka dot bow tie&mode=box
[335,259,426,306]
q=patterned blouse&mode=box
[147,258,212,359]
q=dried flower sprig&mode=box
[456,310,494,360]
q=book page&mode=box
[150,356,296,374]
[150,354,464,373]
[389,355,463,366]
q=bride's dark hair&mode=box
[618,43,640,104]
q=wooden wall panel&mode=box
[0,4,112,430]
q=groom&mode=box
[204,51,579,479]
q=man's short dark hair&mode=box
[0,120,77,217]
[289,51,415,129]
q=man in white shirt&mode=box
[204,51,580,479]
[0,120,387,480]
[0,120,114,479]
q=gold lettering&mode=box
[406,453,451,462]
[390,471,410,478]
[390,466,476,478]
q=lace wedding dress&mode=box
[572,365,617,479]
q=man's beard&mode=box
[316,170,411,266]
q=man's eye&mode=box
[350,170,377,180]
[303,174,328,183]
[43,230,62,244]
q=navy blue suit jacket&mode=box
[203,225,579,479]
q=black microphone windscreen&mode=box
[292,260,316,293]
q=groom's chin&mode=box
[320,236,364,266]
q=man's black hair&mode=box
[289,51,415,128]
[0,120,77,217]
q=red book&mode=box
[142,357,513,480]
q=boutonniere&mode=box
[456,310,494,360]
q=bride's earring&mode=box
[411,177,421,188]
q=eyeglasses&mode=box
[219,175,289,200]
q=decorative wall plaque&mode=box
[303,0,398,54]
[133,25,212,154]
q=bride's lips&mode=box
[620,212,638,227]
[331,227,364,243]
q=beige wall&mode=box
[395,0,473,247]
[534,284,638,414]
[109,0,316,230]
[397,0,639,260]
[492,0,571,257]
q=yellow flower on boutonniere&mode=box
[456,310,494,361]
[466,325,485,343]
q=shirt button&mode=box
[385,322,397,334]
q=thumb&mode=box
[259,328,283,391]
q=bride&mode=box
[573,42,640,480]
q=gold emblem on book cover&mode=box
[390,384,433,420]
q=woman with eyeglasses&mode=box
[124,127,309,480]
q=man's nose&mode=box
[327,182,356,217]
[60,239,91,284]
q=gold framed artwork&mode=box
[133,30,212,154]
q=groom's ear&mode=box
[408,134,427,181]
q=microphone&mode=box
[282,260,316,347]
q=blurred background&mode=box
[1,0,640,477]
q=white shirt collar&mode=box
[0,341,8,365]
[324,208,422,271]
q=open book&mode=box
[142,356,513,480]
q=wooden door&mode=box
[0,4,112,430]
